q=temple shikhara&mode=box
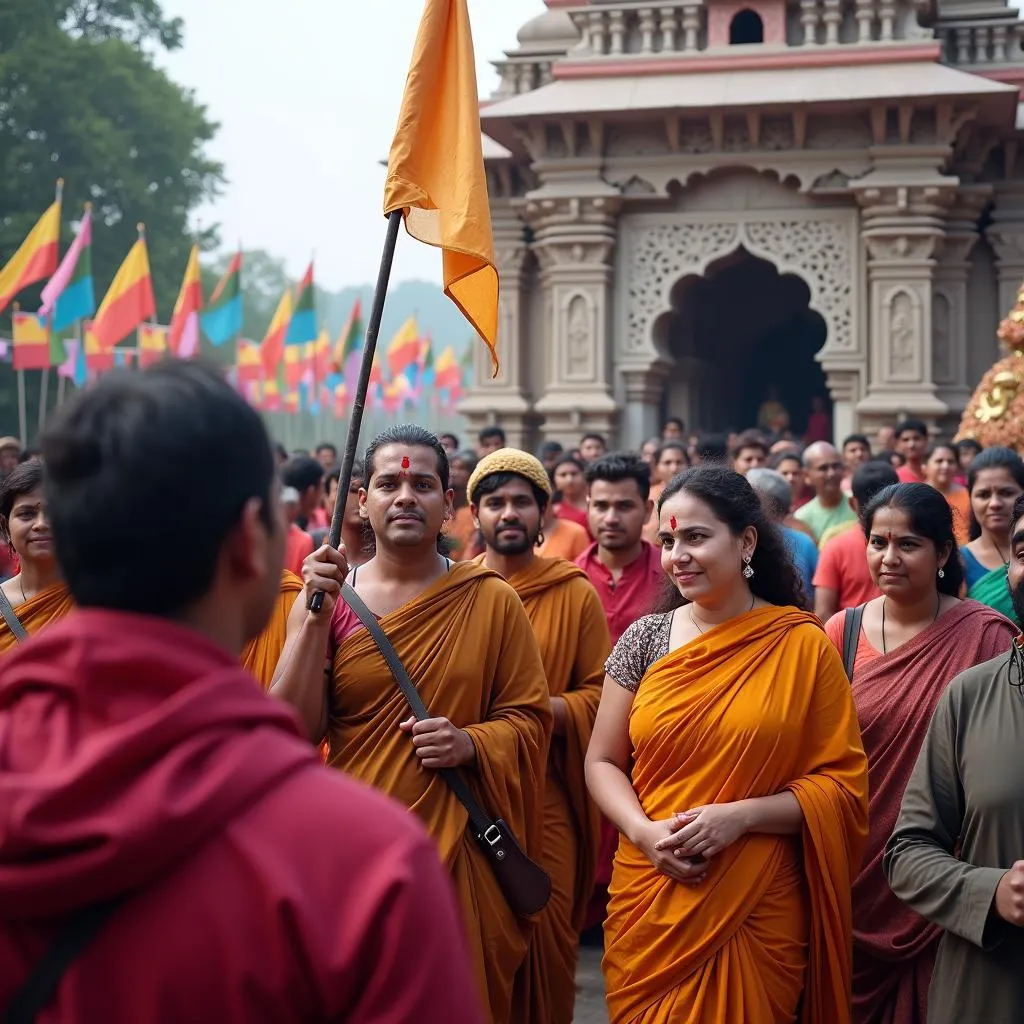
[461,0,1024,448]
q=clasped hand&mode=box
[400,716,475,769]
[638,802,749,883]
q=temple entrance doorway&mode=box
[659,248,830,438]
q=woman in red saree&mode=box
[825,482,1016,1024]
[587,466,868,1023]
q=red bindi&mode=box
[401,455,410,470]
[670,515,677,531]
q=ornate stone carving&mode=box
[806,115,872,150]
[932,290,952,383]
[886,290,920,378]
[811,170,851,191]
[623,216,856,355]
[863,234,943,261]
[679,122,713,154]
[760,117,794,152]
[566,293,592,378]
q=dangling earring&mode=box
[535,529,546,548]
[742,556,755,579]
[937,567,945,579]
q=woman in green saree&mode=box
[960,446,1024,624]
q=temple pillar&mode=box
[853,180,956,429]
[985,182,1024,319]
[527,194,620,446]
[621,363,669,449]
[457,202,533,448]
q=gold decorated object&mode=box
[974,370,1021,424]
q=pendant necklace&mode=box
[880,593,941,655]
[690,594,755,634]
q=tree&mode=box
[0,0,223,435]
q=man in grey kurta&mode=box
[884,495,1024,1024]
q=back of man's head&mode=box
[851,460,899,510]
[42,361,280,621]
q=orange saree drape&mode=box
[327,562,552,1024]
[603,606,869,1024]
[0,583,74,653]
[506,557,610,1024]
[240,571,303,689]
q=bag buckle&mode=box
[483,824,503,847]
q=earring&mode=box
[535,529,546,548]
[742,556,755,579]
[937,567,945,579]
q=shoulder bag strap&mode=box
[3,901,118,1024]
[339,583,499,842]
[842,603,866,681]
[0,588,28,643]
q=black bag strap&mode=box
[0,588,28,644]
[3,901,118,1024]
[842,603,866,681]
[340,583,499,843]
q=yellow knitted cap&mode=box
[467,448,553,505]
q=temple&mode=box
[460,0,1024,447]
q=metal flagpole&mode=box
[38,367,49,432]
[17,370,27,446]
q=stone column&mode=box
[620,364,668,449]
[933,186,989,421]
[986,182,1024,318]
[527,195,620,446]
[853,182,955,427]
[457,202,533,449]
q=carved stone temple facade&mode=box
[459,0,1024,449]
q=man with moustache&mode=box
[885,493,1024,1024]
[468,449,610,1024]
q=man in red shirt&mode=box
[895,418,929,483]
[575,453,664,645]
[813,460,898,620]
[0,361,483,1024]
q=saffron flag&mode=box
[12,311,52,371]
[82,319,113,374]
[0,183,62,315]
[92,226,156,351]
[284,263,317,345]
[42,204,95,332]
[139,324,169,368]
[202,250,243,345]
[386,316,421,376]
[383,0,498,375]
[169,245,203,358]
[260,289,292,378]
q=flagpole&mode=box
[38,367,49,432]
[311,208,402,614]
[17,370,27,447]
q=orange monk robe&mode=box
[537,517,590,563]
[327,562,552,1024]
[240,571,303,689]
[0,582,74,653]
[603,607,868,1024]
[507,558,610,1024]
[445,504,480,560]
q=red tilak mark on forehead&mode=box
[400,455,410,471]
[670,515,677,531]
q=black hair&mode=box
[956,438,983,458]
[478,425,505,446]
[439,431,460,448]
[580,432,607,448]
[842,433,871,450]
[0,459,44,546]
[925,442,958,462]
[655,466,804,609]
[18,446,42,463]
[730,430,768,460]
[365,423,450,490]
[41,360,276,615]
[851,461,899,508]
[966,446,1024,541]
[695,433,729,464]
[471,471,549,513]
[282,456,325,493]
[315,441,338,458]
[1013,493,1024,536]
[861,482,962,597]
[536,440,564,460]
[769,450,803,471]
[662,416,684,431]
[584,452,651,503]
[655,441,688,463]
[896,418,929,439]
[553,453,586,475]
[325,459,365,492]
[273,442,288,462]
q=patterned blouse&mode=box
[604,611,676,692]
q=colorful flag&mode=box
[313,328,332,382]
[83,319,113,374]
[385,316,421,377]
[284,262,316,345]
[57,338,79,381]
[42,204,94,332]
[169,245,203,358]
[92,225,156,351]
[0,182,62,315]
[332,377,348,418]
[139,323,169,368]
[261,375,281,412]
[12,311,52,371]
[435,345,461,390]
[260,289,292,378]
[383,0,498,375]
[415,334,434,393]
[333,298,363,371]
[201,249,243,346]
[283,342,306,391]
[236,339,262,385]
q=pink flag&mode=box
[57,338,79,379]
[40,209,92,317]
[175,310,200,359]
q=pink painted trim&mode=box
[973,68,1024,92]
[544,0,577,6]
[553,42,942,79]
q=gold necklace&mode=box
[689,594,755,634]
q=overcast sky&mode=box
[160,0,546,288]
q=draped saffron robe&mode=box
[240,571,303,689]
[0,583,74,653]
[506,557,610,1024]
[826,600,1017,1024]
[326,561,552,1024]
[603,606,869,1024]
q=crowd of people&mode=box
[0,363,1022,1024]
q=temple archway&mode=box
[655,249,830,435]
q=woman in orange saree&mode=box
[0,460,72,653]
[588,466,869,1024]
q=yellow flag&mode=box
[383,0,499,376]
